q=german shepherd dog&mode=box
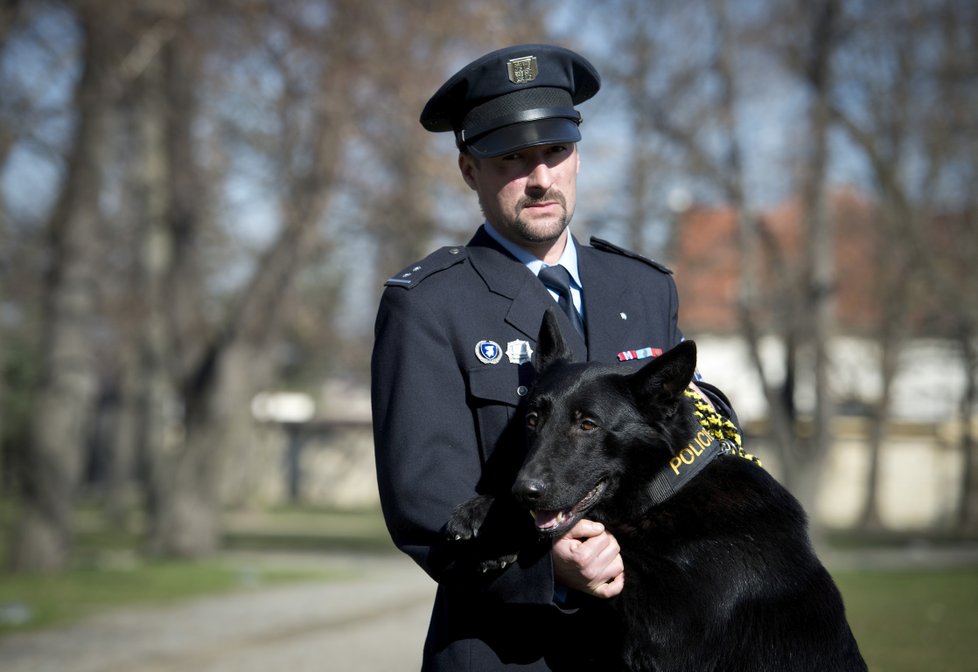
[447,308,867,671]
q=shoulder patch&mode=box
[589,236,672,275]
[384,245,468,289]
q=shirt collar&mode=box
[483,221,583,288]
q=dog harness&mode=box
[641,389,762,508]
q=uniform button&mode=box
[517,385,529,397]
[449,248,460,255]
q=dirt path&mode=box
[0,553,436,672]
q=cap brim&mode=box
[466,118,582,158]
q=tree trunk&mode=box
[142,5,352,556]
[710,0,799,486]
[957,332,978,532]
[790,0,839,521]
[140,19,218,557]
[112,36,177,535]
[857,214,909,531]
[8,9,111,572]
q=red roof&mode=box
[672,190,882,334]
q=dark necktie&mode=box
[538,265,585,337]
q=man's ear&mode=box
[458,152,478,191]
[628,340,697,415]
[534,307,574,376]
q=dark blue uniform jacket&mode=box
[371,226,736,671]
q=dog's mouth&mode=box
[530,480,607,537]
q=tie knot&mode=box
[538,264,573,294]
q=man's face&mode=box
[459,143,580,258]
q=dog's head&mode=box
[514,308,698,536]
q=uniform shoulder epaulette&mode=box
[384,245,468,289]
[589,236,672,275]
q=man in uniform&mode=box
[371,44,737,671]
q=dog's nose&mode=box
[513,478,547,503]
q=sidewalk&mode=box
[0,552,436,672]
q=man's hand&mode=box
[552,518,624,599]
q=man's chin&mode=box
[514,215,569,245]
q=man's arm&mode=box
[372,287,556,604]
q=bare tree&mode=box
[775,0,842,514]
[0,0,23,51]
[593,0,808,494]
[826,0,978,531]
[353,1,548,286]
[9,2,120,571]
[135,0,368,556]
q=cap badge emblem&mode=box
[507,56,538,84]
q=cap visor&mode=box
[467,118,582,158]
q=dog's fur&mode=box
[447,308,867,671]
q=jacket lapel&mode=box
[467,227,587,359]
[578,243,645,362]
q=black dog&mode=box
[447,308,867,671]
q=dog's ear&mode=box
[629,340,698,414]
[534,306,574,375]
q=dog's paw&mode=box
[477,553,520,573]
[445,495,495,541]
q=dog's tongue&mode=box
[533,510,564,531]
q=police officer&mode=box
[371,44,737,671]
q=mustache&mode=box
[517,190,566,212]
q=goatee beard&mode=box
[513,191,569,244]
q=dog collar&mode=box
[642,389,761,508]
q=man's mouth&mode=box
[530,480,607,536]
[519,191,565,213]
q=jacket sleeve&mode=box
[371,286,555,606]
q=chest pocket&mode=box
[467,365,532,466]
[468,365,524,405]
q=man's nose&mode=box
[526,161,554,193]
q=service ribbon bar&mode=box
[617,346,663,362]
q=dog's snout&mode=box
[513,478,547,502]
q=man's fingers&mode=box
[552,521,626,599]
[575,532,619,580]
[564,518,605,540]
[592,570,625,599]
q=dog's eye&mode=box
[579,419,597,431]
[526,412,539,429]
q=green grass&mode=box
[834,566,978,672]
[0,556,338,635]
[0,504,386,636]
[222,506,397,554]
